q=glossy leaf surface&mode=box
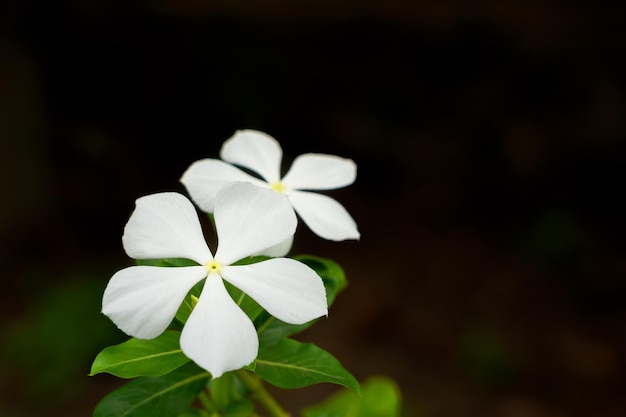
[93,363,210,417]
[90,331,189,378]
[303,376,402,417]
[254,338,359,393]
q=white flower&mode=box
[180,129,360,247]
[101,183,328,378]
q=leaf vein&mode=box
[255,359,344,380]
[97,350,184,372]
[120,372,210,417]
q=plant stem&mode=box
[236,370,290,417]
[198,389,215,412]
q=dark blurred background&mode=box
[1,1,625,416]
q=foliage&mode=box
[304,376,402,417]
[91,256,403,416]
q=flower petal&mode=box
[221,258,327,325]
[214,183,296,265]
[255,236,293,258]
[180,159,266,213]
[123,192,213,265]
[220,130,282,183]
[102,265,207,339]
[180,273,258,378]
[282,153,357,190]
[288,191,360,241]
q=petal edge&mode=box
[102,265,207,339]
[220,130,282,183]
[180,273,258,378]
[214,183,296,265]
[221,258,327,325]
[181,159,265,213]
[123,192,213,265]
[288,191,360,241]
[282,153,357,190]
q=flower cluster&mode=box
[102,130,359,378]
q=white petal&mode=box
[214,183,296,265]
[102,265,207,339]
[288,191,360,241]
[255,235,293,258]
[221,258,327,325]
[220,130,282,183]
[123,192,213,265]
[180,159,266,213]
[180,273,258,378]
[282,153,357,190]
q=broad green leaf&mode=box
[94,362,210,417]
[303,376,402,417]
[90,331,189,378]
[254,338,359,393]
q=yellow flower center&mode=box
[206,260,222,274]
[270,182,285,193]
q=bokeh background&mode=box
[1,1,625,416]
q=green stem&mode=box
[236,370,290,417]
[198,389,215,412]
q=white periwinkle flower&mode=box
[180,129,360,244]
[101,182,328,378]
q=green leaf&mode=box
[90,331,190,378]
[303,376,402,417]
[254,338,359,393]
[94,363,210,417]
